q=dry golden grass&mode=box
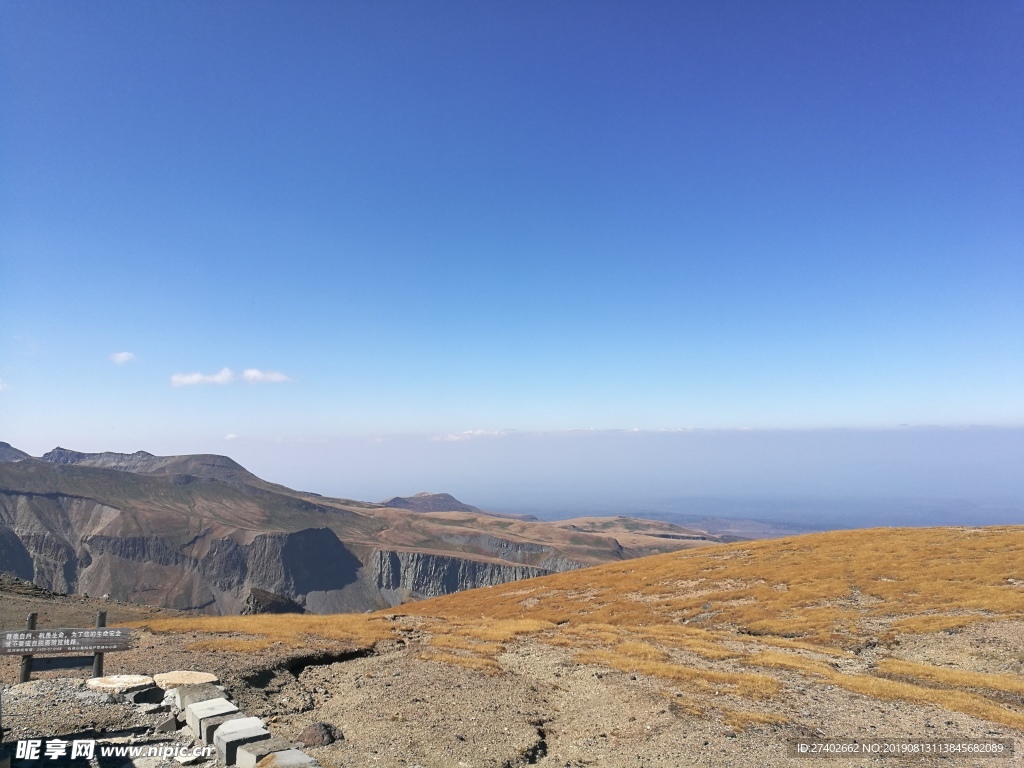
[428,634,504,657]
[125,612,394,652]
[125,526,1024,732]
[575,649,782,699]
[399,526,1024,643]
[741,651,834,677]
[886,614,986,635]
[186,637,282,653]
[719,708,790,730]
[445,618,556,642]
[830,672,1024,730]
[877,658,1024,695]
[393,526,1024,730]
[613,641,670,662]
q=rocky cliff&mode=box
[370,549,557,606]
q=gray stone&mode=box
[0,748,11,768]
[295,723,342,747]
[174,683,227,710]
[127,686,165,704]
[214,723,270,766]
[138,702,169,715]
[200,712,248,744]
[255,749,319,768]
[185,697,238,736]
[235,738,296,768]
[155,716,179,733]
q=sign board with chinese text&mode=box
[0,628,131,655]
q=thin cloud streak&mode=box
[109,352,136,364]
[242,369,291,383]
[170,367,234,386]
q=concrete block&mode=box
[213,716,264,739]
[255,749,319,768]
[200,712,247,744]
[235,738,296,768]
[174,683,227,710]
[214,725,270,766]
[185,697,237,736]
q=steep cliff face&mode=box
[371,549,555,605]
[0,489,373,613]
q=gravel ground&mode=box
[1,592,1022,768]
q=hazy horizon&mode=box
[5,426,1022,530]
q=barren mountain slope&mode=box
[0,447,719,614]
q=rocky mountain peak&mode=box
[380,492,481,513]
[0,442,31,462]
[42,447,157,465]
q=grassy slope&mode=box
[133,525,1024,731]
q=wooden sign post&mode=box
[1,611,131,683]
[0,611,131,747]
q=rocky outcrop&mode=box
[371,549,552,604]
[242,588,306,615]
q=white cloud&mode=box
[170,367,234,387]
[431,429,511,442]
[242,368,291,383]
[224,433,239,441]
[109,352,136,364]
[0,379,9,392]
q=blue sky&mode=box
[1,3,1022,510]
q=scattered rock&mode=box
[154,716,179,733]
[127,686,165,704]
[295,722,343,747]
